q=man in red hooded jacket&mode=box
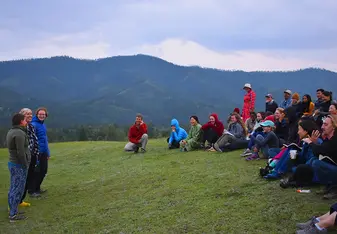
[201,113,224,149]
[124,114,148,153]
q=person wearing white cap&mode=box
[242,83,256,123]
[279,89,292,109]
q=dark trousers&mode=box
[30,153,48,193]
[202,128,219,145]
[21,155,37,201]
[167,138,180,148]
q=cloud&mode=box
[1,0,337,71]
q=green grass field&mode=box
[0,139,333,233]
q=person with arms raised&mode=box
[125,114,148,153]
[167,118,187,149]
[7,113,30,222]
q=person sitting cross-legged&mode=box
[124,114,148,153]
[180,116,202,152]
[167,118,187,149]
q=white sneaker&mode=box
[240,149,252,157]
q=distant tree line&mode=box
[0,123,178,148]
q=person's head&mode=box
[291,93,300,105]
[209,113,219,124]
[170,118,180,130]
[135,113,143,126]
[298,120,319,140]
[12,113,27,127]
[19,108,33,123]
[230,114,240,123]
[257,112,265,121]
[322,115,337,137]
[274,108,285,120]
[190,115,199,126]
[265,94,273,103]
[329,103,337,115]
[250,112,257,121]
[265,111,273,117]
[243,83,252,93]
[260,120,275,133]
[284,90,292,100]
[316,88,324,99]
[36,107,48,122]
[302,94,312,103]
[322,91,332,102]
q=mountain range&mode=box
[1,54,337,128]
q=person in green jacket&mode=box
[7,113,31,222]
[180,116,202,151]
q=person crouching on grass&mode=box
[124,113,148,153]
[7,113,31,222]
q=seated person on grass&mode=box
[210,113,247,152]
[167,118,187,149]
[124,114,148,153]
[180,116,202,152]
[201,113,224,149]
[246,120,279,160]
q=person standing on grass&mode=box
[167,118,187,149]
[124,113,148,153]
[7,113,30,222]
[279,89,292,109]
[30,107,50,197]
[19,108,39,204]
[242,83,256,122]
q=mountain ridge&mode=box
[0,54,336,127]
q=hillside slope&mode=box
[1,55,336,126]
[0,140,331,233]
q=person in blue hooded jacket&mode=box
[167,118,188,149]
[30,107,50,196]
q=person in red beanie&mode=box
[201,113,224,149]
[234,108,240,114]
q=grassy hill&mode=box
[0,140,332,233]
[1,55,337,127]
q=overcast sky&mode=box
[1,0,337,71]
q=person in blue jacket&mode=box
[30,107,50,197]
[167,118,188,149]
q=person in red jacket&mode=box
[124,114,148,153]
[201,113,224,149]
[242,83,256,123]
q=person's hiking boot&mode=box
[296,217,319,230]
[246,153,259,161]
[241,149,252,157]
[19,201,31,207]
[140,148,146,153]
[134,146,140,153]
[9,214,27,223]
[279,177,297,189]
[296,224,327,233]
[263,171,279,180]
[204,144,212,150]
[29,192,41,198]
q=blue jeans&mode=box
[248,131,265,149]
[268,148,281,159]
[310,159,337,185]
[8,162,27,217]
[256,134,269,158]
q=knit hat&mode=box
[292,93,300,101]
[234,108,240,114]
[190,115,199,123]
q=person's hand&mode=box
[302,138,312,144]
[253,147,258,152]
[171,126,176,132]
[310,130,320,143]
[47,156,50,160]
[140,121,144,125]
[314,110,320,115]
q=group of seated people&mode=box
[123,88,337,233]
